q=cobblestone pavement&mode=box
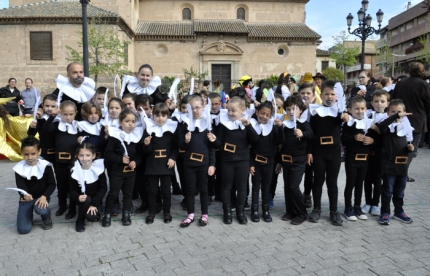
[1,150,430,276]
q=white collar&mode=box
[347,116,373,132]
[78,121,102,136]
[55,74,95,104]
[309,104,339,118]
[121,75,161,96]
[369,111,388,124]
[389,117,414,141]
[41,114,50,121]
[172,110,184,123]
[283,110,308,129]
[146,118,178,137]
[109,126,143,145]
[220,110,245,130]
[13,159,51,180]
[183,103,212,132]
[71,159,105,193]
[250,118,273,136]
[100,117,119,128]
[54,115,78,134]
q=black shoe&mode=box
[42,216,53,230]
[55,205,68,216]
[244,201,251,211]
[164,214,172,223]
[236,205,248,224]
[282,212,294,221]
[102,213,111,227]
[135,203,149,214]
[75,222,85,232]
[251,204,260,222]
[304,194,312,209]
[291,215,307,225]
[122,211,131,226]
[308,208,321,223]
[407,177,415,182]
[208,196,212,206]
[330,211,343,226]
[262,205,272,222]
[223,204,232,224]
[146,214,155,224]
[65,211,76,220]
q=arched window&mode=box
[237,8,245,20]
[182,8,191,20]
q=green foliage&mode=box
[417,35,430,67]
[162,76,176,86]
[322,67,344,81]
[329,31,360,68]
[66,17,131,84]
[260,74,279,87]
[182,66,208,83]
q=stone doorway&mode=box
[211,64,231,93]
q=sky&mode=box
[307,0,423,49]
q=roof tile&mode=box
[194,19,248,33]
[246,22,321,40]
[135,21,194,36]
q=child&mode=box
[28,94,58,164]
[372,100,414,225]
[103,109,143,227]
[69,142,107,232]
[99,98,125,163]
[249,101,284,223]
[143,103,178,224]
[217,96,259,224]
[93,86,108,112]
[362,90,390,216]
[276,96,313,225]
[341,97,376,221]
[77,101,102,157]
[135,94,153,118]
[50,100,80,219]
[179,95,217,227]
[13,136,56,234]
[308,80,349,226]
[122,93,137,112]
[208,92,222,202]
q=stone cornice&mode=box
[134,35,196,41]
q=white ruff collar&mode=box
[122,75,161,96]
[109,126,143,144]
[54,115,78,134]
[146,118,178,137]
[78,121,102,136]
[309,104,339,118]
[389,117,414,141]
[369,111,388,124]
[250,118,273,136]
[220,110,245,130]
[283,110,308,129]
[211,112,220,126]
[184,102,212,132]
[100,117,119,128]
[41,114,50,121]
[71,159,105,193]
[13,159,51,180]
[172,110,184,123]
[347,116,373,131]
[55,74,95,103]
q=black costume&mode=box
[27,115,56,164]
[0,85,21,116]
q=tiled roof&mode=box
[317,49,330,56]
[0,0,118,18]
[246,22,321,40]
[135,21,194,36]
[194,20,248,33]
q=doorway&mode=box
[211,64,231,93]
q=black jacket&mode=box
[0,85,21,115]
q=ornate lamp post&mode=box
[346,0,384,71]
[80,0,90,77]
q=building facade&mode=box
[315,48,336,73]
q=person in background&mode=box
[201,80,210,92]
[312,73,326,96]
[0,78,22,116]
[21,78,40,116]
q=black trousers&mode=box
[222,160,249,206]
[176,157,186,197]
[364,154,382,206]
[184,166,209,214]
[304,164,313,195]
[269,163,279,198]
[55,162,74,209]
[105,173,135,214]
[208,152,222,198]
[147,175,171,215]
[344,154,368,209]
[312,151,341,212]
[282,159,307,218]
[135,162,148,205]
[251,162,273,206]
[71,195,99,225]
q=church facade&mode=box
[1,0,320,93]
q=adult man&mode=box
[391,62,430,182]
[21,78,40,115]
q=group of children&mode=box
[13,65,415,234]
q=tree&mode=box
[66,18,131,84]
[322,67,344,82]
[329,31,360,84]
[182,66,208,92]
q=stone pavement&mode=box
[1,151,430,276]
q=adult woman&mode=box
[349,71,376,108]
[312,72,326,96]
[275,73,290,100]
[0,78,21,116]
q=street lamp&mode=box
[80,0,90,77]
[346,1,384,72]
[392,53,407,77]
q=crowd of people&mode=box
[3,61,430,234]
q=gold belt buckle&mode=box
[320,136,334,145]
[47,148,56,155]
[282,154,293,163]
[179,149,185,153]
[190,153,204,162]
[58,152,71,160]
[255,154,268,164]
[355,153,368,161]
[224,143,236,153]
[123,166,134,172]
[395,156,408,164]
[155,149,167,158]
